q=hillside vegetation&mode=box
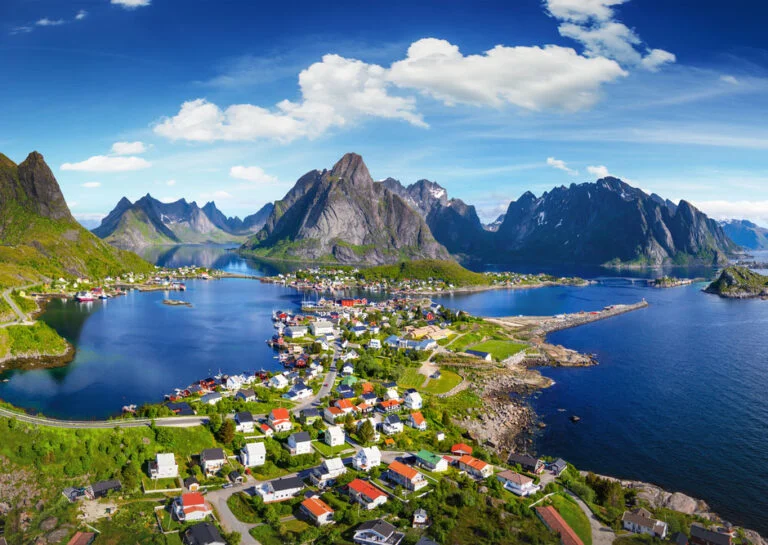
[705,266,768,298]
[357,259,489,286]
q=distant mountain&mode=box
[378,178,491,256]
[484,214,505,233]
[242,153,450,264]
[719,219,768,250]
[94,196,272,249]
[495,177,737,266]
[0,151,152,285]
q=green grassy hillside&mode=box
[357,259,489,286]
[705,266,768,297]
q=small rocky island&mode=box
[705,266,768,298]
[648,276,698,288]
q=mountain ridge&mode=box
[719,219,768,250]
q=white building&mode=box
[310,457,347,488]
[310,320,334,336]
[240,442,266,467]
[284,326,307,339]
[324,425,346,447]
[255,476,305,503]
[234,412,255,433]
[353,446,382,471]
[382,415,403,435]
[368,339,381,349]
[287,432,312,456]
[496,470,540,497]
[269,374,289,389]
[404,390,423,410]
[622,509,668,539]
[200,448,227,475]
[149,453,178,479]
[353,520,404,545]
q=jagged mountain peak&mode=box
[13,150,72,221]
[329,152,372,185]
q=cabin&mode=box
[182,522,226,545]
[234,412,255,433]
[149,453,178,479]
[465,349,492,361]
[255,475,305,503]
[353,519,405,545]
[353,446,382,471]
[508,452,544,474]
[497,470,540,496]
[301,496,335,526]
[622,508,669,539]
[324,425,346,447]
[240,442,266,467]
[86,479,122,499]
[200,448,227,475]
[451,443,473,456]
[184,476,200,492]
[386,461,427,491]
[287,431,312,455]
[347,478,388,510]
[413,508,429,528]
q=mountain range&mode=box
[0,151,152,287]
[719,219,768,250]
[93,195,273,249]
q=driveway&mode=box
[564,489,616,545]
[205,480,260,545]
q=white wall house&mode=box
[149,453,178,479]
[353,446,382,471]
[240,442,266,467]
[287,432,312,456]
[324,425,346,447]
[496,470,540,497]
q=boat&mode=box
[75,291,95,302]
[99,294,110,300]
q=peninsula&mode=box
[705,266,768,298]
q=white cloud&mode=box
[111,0,151,8]
[547,157,579,175]
[229,166,279,184]
[720,75,739,85]
[694,200,768,225]
[75,10,87,20]
[389,38,626,112]
[545,0,675,71]
[166,179,177,186]
[111,141,148,155]
[159,197,181,203]
[587,165,611,178]
[61,155,151,172]
[36,18,65,26]
[10,26,33,35]
[81,182,101,188]
[200,191,233,200]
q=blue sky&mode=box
[2,0,768,226]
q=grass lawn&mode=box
[142,476,181,491]
[397,368,426,389]
[551,494,592,545]
[468,339,528,361]
[250,461,290,481]
[227,492,260,523]
[250,521,311,545]
[422,369,463,394]
[312,440,354,457]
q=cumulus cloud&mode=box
[389,38,625,111]
[547,157,579,175]
[587,165,611,178]
[111,141,148,155]
[720,75,739,85]
[166,179,177,186]
[155,37,630,142]
[36,18,65,26]
[61,155,151,172]
[111,0,151,8]
[81,182,101,188]
[545,0,675,71]
[75,10,88,20]
[230,166,279,184]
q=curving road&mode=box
[565,489,616,545]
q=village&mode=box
[15,294,745,545]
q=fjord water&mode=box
[0,246,766,533]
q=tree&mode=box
[359,419,375,444]
[208,413,222,433]
[217,420,235,444]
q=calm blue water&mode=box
[1,246,766,532]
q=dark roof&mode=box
[673,532,689,545]
[302,408,320,417]
[690,525,731,545]
[466,349,491,358]
[201,448,226,461]
[183,522,225,545]
[291,431,311,442]
[508,452,541,467]
[237,388,255,397]
[235,411,254,423]
[91,479,121,494]
[271,475,304,492]
[229,470,242,481]
[357,518,397,538]
[384,414,401,424]
[552,458,568,469]
[184,476,199,487]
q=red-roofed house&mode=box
[407,411,427,431]
[457,455,493,479]
[300,496,334,526]
[348,478,389,510]
[451,443,473,455]
[536,506,584,545]
[174,492,212,522]
[386,461,427,491]
[378,399,401,413]
[268,408,292,432]
[335,399,355,413]
[324,406,344,423]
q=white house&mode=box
[284,326,307,339]
[368,339,381,349]
[385,387,399,401]
[234,412,255,433]
[269,374,289,389]
[341,362,355,375]
[287,431,312,456]
[174,492,212,522]
[622,508,668,539]
[200,448,227,475]
[353,519,404,545]
[268,408,293,432]
[457,455,493,479]
[324,425,346,447]
[415,450,448,472]
[255,476,305,503]
[348,478,388,510]
[407,412,427,431]
[235,389,256,402]
[225,375,244,391]
[149,453,178,479]
[310,457,347,488]
[301,496,335,526]
[200,392,222,405]
[382,414,403,435]
[496,470,540,497]
[353,446,382,471]
[404,390,423,410]
[240,442,266,467]
[356,418,380,442]
[310,320,334,336]
[283,381,312,401]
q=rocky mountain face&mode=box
[484,215,505,233]
[94,195,270,249]
[719,219,768,250]
[495,177,737,266]
[242,153,450,264]
[0,151,151,283]
[378,178,491,256]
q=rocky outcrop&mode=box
[495,177,737,266]
[243,153,451,264]
[705,266,768,298]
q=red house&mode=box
[451,443,473,455]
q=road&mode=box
[564,488,616,545]
[1,286,35,327]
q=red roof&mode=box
[335,399,354,410]
[67,533,96,545]
[536,506,584,545]
[410,412,425,426]
[271,407,290,421]
[451,443,473,454]
[388,460,419,480]
[348,478,387,500]
[182,492,206,507]
[380,399,401,409]
[458,454,488,472]
[302,497,333,518]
